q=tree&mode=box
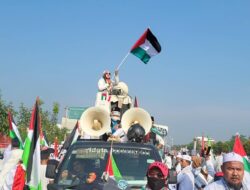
[0,93,17,135]
[0,93,68,144]
[244,140,250,155]
[17,103,32,141]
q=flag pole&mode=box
[116,52,130,71]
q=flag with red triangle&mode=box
[61,121,80,151]
[8,111,23,149]
[104,147,122,181]
[233,134,250,173]
[21,98,42,190]
[131,28,161,64]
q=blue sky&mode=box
[0,1,250,144]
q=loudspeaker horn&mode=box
[121,107,152,134]
[79,106,111,137]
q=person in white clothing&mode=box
[204,154,215,177]
[98,70,119,93]
[175,153,182,174]
[163,153,172,169]
[204,152,250,190]
[40,147,54,190]
[177,154,195,190]
[96,70,119,112]
[0,138,23,188]
[214,152,224,173]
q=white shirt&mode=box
[204,178,250,190]
[163,156,172,169]
[177,165,195,190]
[214,155,223,172]
[98,74,119,92]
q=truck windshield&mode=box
[56,146,157,186]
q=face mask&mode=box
[147,176,166,190]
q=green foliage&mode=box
[0,94,68,144]
[0,94,17,135]
[174,136,250,156]
[244,140,250,155]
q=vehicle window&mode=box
[56,146,156,185]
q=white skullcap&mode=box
[223,152,243,164]
[176,153,182,159]
[182,155,192,162]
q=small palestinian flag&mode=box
[8,111,23,149]
[104,147,122,181]
[131,28,161,64]
[233,134,250,173]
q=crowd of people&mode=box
[158,150,250,190]
[0,70,249,190]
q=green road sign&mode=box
[67,107,88,119]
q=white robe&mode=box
[0,149,23,188]
[204,178,250,190]
[177,165,195,190]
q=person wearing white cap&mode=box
[204,152,250,190]
[175,153,182,174]
[96,70,119,112]
[98,70,119,92]
[177,154,195,190]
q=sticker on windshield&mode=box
[118,179,128,190]
[147,159,155,164]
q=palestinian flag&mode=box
[40,130,49,148]
[61,121,80,151]
[8,111,23,149]
[233,134,250,173]
[130,28,161,64]
[105,146,122,181]
[21,99,42,190]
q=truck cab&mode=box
[47,140,162,190]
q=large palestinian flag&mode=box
[22,99,42,190]
[130,28,161,64]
